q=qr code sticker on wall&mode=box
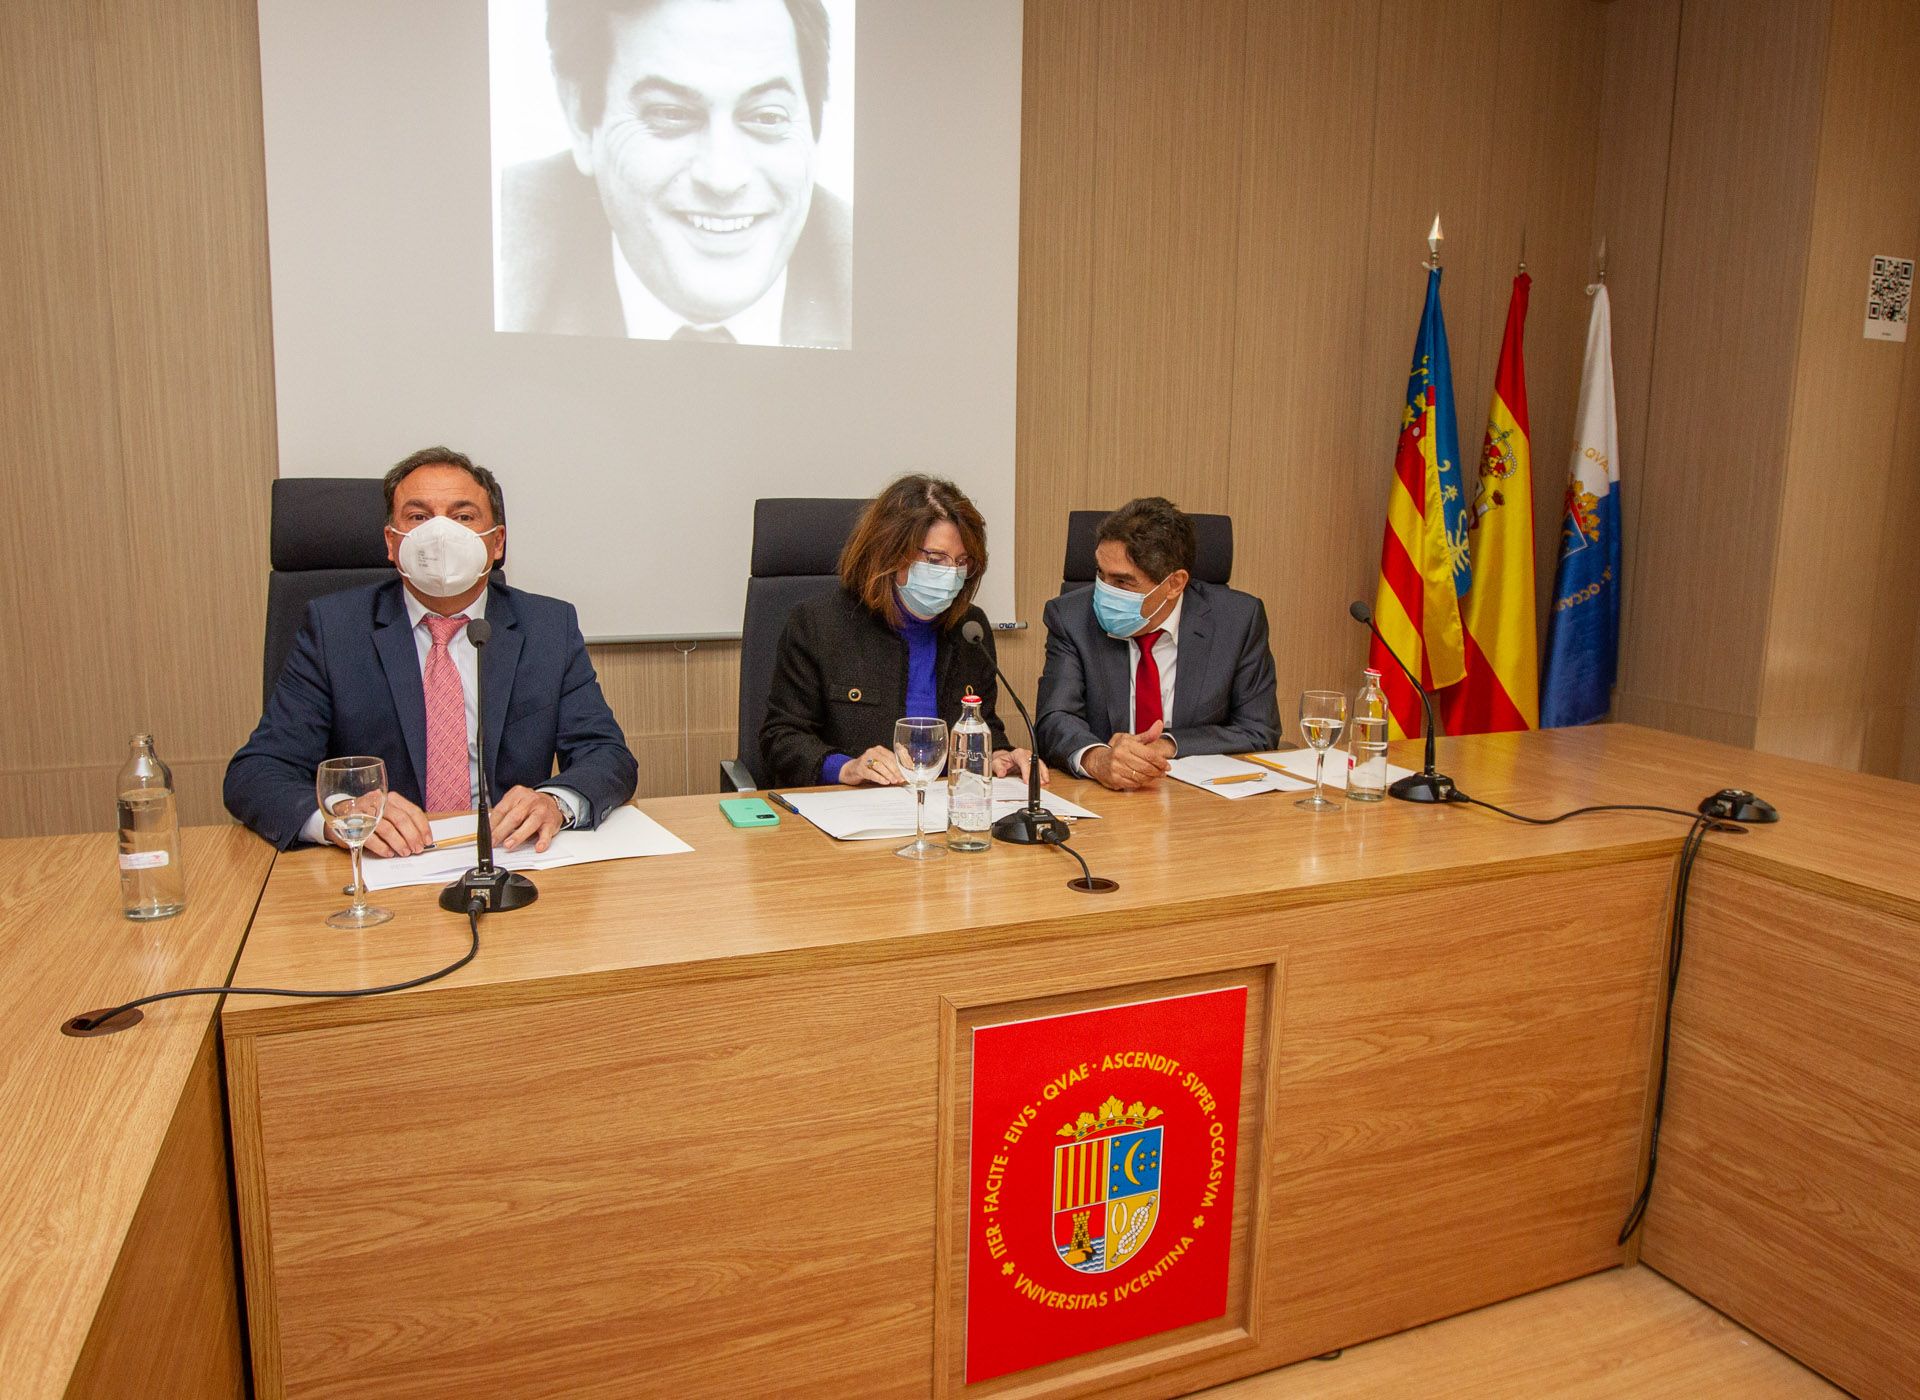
[1865,254,1912,342]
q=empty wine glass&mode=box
[894,716,949,860]
[1296,690,1348,811]
[317,756,393,928]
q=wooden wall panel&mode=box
[1225,1,1384,703]
[1755,0,1920,772]
[0,0,273,838]
[1612,0,1830,741]
[0,0,148,819]
[1083,0,1247,516]
[1492,1,1611,642]
[1872,314,1920,777]
[91,0,276,783]
[1589,0,1682,705]
[1003,0,1104,704]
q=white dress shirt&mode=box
[612,232,788,346]
[1071,596,1184,777]
[298,589,584,844]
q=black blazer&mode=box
[760,591,1015,787]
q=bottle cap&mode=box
[963,692,981,703]
[1363,669,1382,679]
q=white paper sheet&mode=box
[358,804,692,891]
[1165,753,1312,799]
[1247,749,1416,794]
[779,778,1100,841]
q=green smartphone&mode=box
[719,796,781,828]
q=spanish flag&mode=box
[1371,267,1468,739]
[1439,272,1538,733]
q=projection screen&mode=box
[258,0,1022,638]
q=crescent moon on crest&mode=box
[1123,1141,1143,1186]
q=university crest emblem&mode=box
[1052,1097,1163,1274]
[962,985,1249,1384]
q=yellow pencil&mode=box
[1208,772,1267,786]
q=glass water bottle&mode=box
[118,734,186,920]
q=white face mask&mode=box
[391,516,499,598]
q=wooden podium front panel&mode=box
[229,856,1668,1399]
[1641,863,1920,1400]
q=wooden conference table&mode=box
[212,725,1919,1400]
[2,825,270,1400]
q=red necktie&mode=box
[1133,629,1165,733]
[422,613,471,812]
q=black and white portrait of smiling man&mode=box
[493,0,854,348]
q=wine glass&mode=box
[1296,690,1349,811]
[894,717,949,860]
[317,756,393,928]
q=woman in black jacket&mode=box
[759,475,1046,788]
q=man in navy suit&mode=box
[225,448,638,854]
[1035,498,1280,790]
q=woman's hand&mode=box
[992,747,1051,787]
[839,746,905,785]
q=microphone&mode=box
[958,619,1077,848]
[1346,600,1455,803]
[438,615,539,912]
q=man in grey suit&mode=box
[1035,498,1280,790]
[498,0,851,348]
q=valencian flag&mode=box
[1439,271,1539,733]
[1371,266,1468,739]
[1541,284,1622,726]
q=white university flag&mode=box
[1540,284,1622,727]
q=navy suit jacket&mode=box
[225,579,638,850]
[1034,579,1281,768]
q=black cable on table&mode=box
[67,905,482,1032]
[1452,794,1706,825]
[1042,828,1096,884]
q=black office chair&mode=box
[1058,510,1235,595]
[722,498,870,792]
[262,478,395,705]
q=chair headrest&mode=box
[270,478,392,571]
[1061,510,1234,587]
[749,498,871,577]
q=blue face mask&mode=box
[1093,576,1165,639]
[899,561,966,620]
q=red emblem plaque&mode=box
[964,986,1247,1383]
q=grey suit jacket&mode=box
[497,151,852,348]
[1034,579,1280,769]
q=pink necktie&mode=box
[422,614,470,812]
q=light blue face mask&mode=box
[899,561,966,620]
[1093,576,1165,639]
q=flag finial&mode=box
[1427,215,1444,268]
[1595,236,1608,284]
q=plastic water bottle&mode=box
[118,734,186,920]
[1348,670,1390,803]
[949,693,994,853]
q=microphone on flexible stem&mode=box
[1346,600,1455,803]
[960,622,1116,893]
[959,620,1070,847]
[439,616,539,913]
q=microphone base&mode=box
[438,866,540,914]
[993,807,1072,845]
[1389,770,1456,804]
